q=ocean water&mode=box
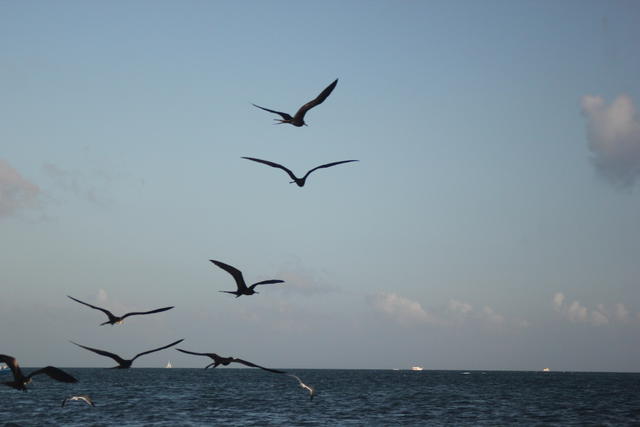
[1,369,639,426]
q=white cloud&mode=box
[615,303,629,323]
[481,306,505,324]
[448,299,473,315]
[552,292,565,310]
[551,293,635,326]
[581,94,640,188]
[370,294,509,328]
[566,300,589,323]
[370,292,439,325]
[0,159,40,218]
[590,309,609,326]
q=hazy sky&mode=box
[2,1,640,371]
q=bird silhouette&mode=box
[288,374,316,400]
[252,78,338,126]
[242,157,358,187]
[71,339,184,369]
[0,354,77,391]
[176,349,285,373]
[61,395,95,407]
[67,295,174,326]
[210,259,284,297]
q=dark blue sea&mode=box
[1,369,639,426]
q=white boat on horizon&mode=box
[411,366,424,371]
[165,361,172,369]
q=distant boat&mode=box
[411,366,424,371]
[542,368,550,372]
[165,361,172,368]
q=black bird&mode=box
[61,395,95,407]
[176,349,285,373]
[0,354,77,391]
[71,339,184,369]
[67,295,174,326]
[252,78,338,127]
[242,157,358,187]
[210,259,284,298]
[288,374,316,400]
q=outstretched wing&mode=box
[121,306,174,320]
[0,354,23,381]
[62,395,94,407]
[210,259,248,292]
[177,348,221,368]
[294,78,338,121]
[242,157,299,182]
[248,279,284,290]
[233,358,287,374]
[132,339,184,362]
[302,160,359,181]
[71,341,127,366]
[67,295,115,320]
[252,104,293,121]
[28,366,77,383]
[176,348,217,358]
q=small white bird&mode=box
[61,395,95,407]
[288,374,315,400]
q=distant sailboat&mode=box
[411,366,424,371]
[165,361,172,369]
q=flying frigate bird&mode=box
[0,354,77,391]
[67,295,174,326]
[61,395,95,407]
[288,374,316,400]
[252,78,338,127]
[210,259,284,297]
[176,349,285,373]
[70,339,184,369]
[242,157,358,187]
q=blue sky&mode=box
[2,0,640,371]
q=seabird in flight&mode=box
[252,78,338,127]
[0,354,77,391]
[61,395,95,407]
[71,339,184,369]
[176,349,285,374]
[242,157,358,187]
[288,374,316,400]
[67,295,174,326]
[210,259,284,298]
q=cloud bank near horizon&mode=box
[552,292,633,326]
[369,292,511,328]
